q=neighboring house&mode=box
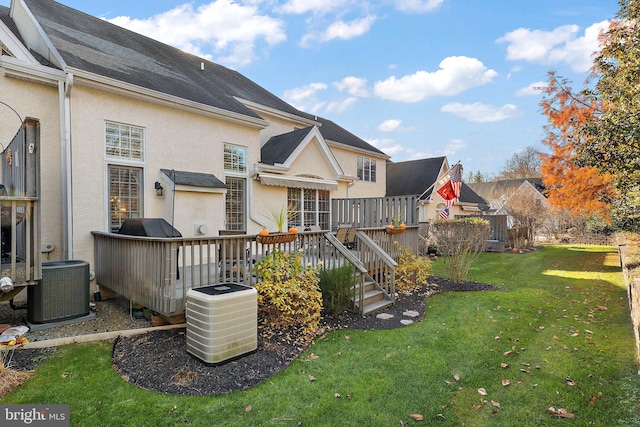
[467,179,546,226]
[0,0,389,276]
[386,157,486,221]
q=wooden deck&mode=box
[92,226,420,317]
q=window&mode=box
[357,156,376,182]
[225,177,246,231]
[105,122,144,161]
[109,166,142,232]
[224,144,247,173]
[287,188,330,230]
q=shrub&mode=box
[394,242,432,293]
[429,217,491,285]
[319,264,355,315]
[253,250,322,340]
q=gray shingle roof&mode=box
[161,169,226,189]
[386,157,446,197]
[467,179,545,202]
[261,127,313,165]
[17,0,383,157]
[386,157,485,205]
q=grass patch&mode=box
[4,244,639,426]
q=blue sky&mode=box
[1,0,620,175]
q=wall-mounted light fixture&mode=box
[154,181,164,197]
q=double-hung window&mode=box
[357,156,376,182]
[224,144,247,231]
[105,121,145,232]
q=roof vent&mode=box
[200,62,205,71]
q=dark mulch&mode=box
[110,277,495,396]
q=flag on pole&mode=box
[436,163,463,219]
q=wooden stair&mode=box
[353,280,394,315]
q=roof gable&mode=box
[261,126,344,177]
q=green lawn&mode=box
[3,244,639,426]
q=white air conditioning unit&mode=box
[186,283,257,365]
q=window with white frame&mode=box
[287,188,330,230]
[105,121,145,232]
[357,156,376,182]
[105,121,144,161]
[225,177,246,231]
[108,165,142,232]
[224,144,247,173]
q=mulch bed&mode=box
[110,277,494,396]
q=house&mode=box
[0,0,390,278]
[386,157,487,221]
[467,178,548,245]
[466,178,546,218]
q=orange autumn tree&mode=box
[539,72,617,220]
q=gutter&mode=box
[59,72,73,259]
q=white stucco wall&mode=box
[0,72,64,261]
[329,144,387,198]
[67,84,262,264]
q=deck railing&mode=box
[0,198,41,288]
[92,227,418,317]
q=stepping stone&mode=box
[403,310,420,318]
[376,313,394,320]
[401,319,414,325]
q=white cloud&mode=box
[374,56,497,102]
[283,82,328,112]
[334,76,369,97]
[378,119,403,132]
[326,97,358,113]
[279,0,350,14]
[107,1,286,67]
[367,138,404,156]
[516,81,548,97]
[440,102,518,122]
[301,16,376,45]
[377,119,415,132]
[497,21,609,73]
[394,0,445,13]
[443,139,467,156]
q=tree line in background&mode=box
[466,0,640,234]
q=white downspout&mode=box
[59,72,73,259]
[248,172,267,230]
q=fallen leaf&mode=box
[344,336,350,340]
[444,380,452,385]
[386,353,391,358]
[245,405,252,413]
[309,354,319,360]
[503,350,513,356]
[594,306,608,311]
[308,375,316,381]
[346,394,351,399]
[454,373,460,381]
[409,413,424,421]
[478,388,487,396]
[501,363,509,368]
[589,395,597,405]
[491,400,501,408]
[502,379,510,387]
[547,407,575,418]
[168,405,177,414]
[334,393,341,398]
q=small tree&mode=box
[430,217,491,285]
